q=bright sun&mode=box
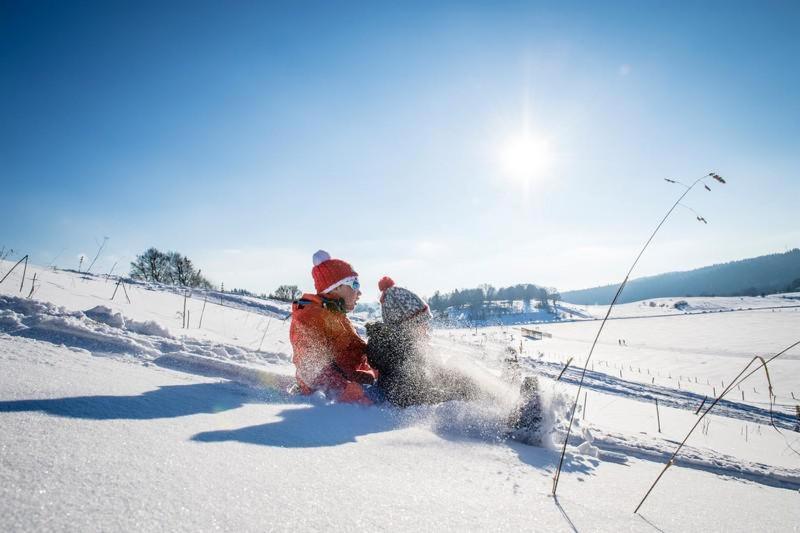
[498,133,554,184]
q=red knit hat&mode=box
[311,250,358,294]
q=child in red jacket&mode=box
[289,250,378,404]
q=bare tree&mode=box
[130,248,170,283]
[270,285,302,302]
[167,252,194,286]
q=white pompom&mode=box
[313,250,331,266]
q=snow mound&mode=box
[126,318,172,338]
[85,305,173,338]
[84,305,126,328]
[0,308,25,332]
[0,295,288,366]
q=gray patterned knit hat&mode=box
[378,277,431,325]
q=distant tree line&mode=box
[130,248,214,289]
[225,287,268,299]
[428,283,560,320]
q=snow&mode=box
[1,260,799,531]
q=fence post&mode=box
[655,398,661,433]
[582,391,588,420]
[111,279,121,301]
[198,295,208,329]
[182,291,188,328]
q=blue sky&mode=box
[2,1,799,300]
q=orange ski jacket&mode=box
[289,293,378,404]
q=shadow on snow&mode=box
[0,381,284,420]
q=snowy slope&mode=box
[1,260,799,532]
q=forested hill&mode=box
[561,249,800,305]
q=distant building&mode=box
[520,327,551,340]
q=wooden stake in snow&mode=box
[582,391,588,420]
[111,279,131,304]
[198,295,208,329]
[182,291,188,328]
[655,398,662,433]
[19,255,27,293]
[105,261,118,283]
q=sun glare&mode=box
[498,134,554,184]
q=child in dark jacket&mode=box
[366,278,543,443]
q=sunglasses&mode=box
[341,278,360,291]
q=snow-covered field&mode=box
[1,260,799,532]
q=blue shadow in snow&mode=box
[191,403,399,448]
[191,400,596,481]
[0,382,281,420]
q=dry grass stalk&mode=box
[27,273,37,299]
[556,357,574,381]
[694,396,707,415]
[552,172,725,496]
[634,340,800,513]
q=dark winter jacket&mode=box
[365,321,481,408]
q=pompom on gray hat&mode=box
[378,277,432,325]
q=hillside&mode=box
[561,249,800,305]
